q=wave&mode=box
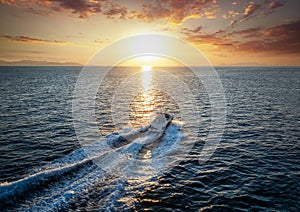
[0,150,95,208]
[0,114,183,210]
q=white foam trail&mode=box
[1,118,184,210]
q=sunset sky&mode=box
[0,0,299,66]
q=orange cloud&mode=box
[181,26,202,34]
[227,27,261,38]
[129,2,171,23]
[182,20,300,54]
[0,0,127,19]
[1,35,66,44]
[229,1,285,28]
[182,29,233,47]
[243,2,261,19]
[0,0,288,26]
[230,20,237,27]
[127,0,216,24]
[0,0,51,7]
[103,6,127,19]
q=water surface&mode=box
[0,66,299,211]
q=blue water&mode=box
[0,66,299,211]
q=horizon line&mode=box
[0,65,300,68]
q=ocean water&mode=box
[0,66,299,211]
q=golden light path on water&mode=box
[130,66,156,128]
[141,65,153,91]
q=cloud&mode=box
[265,1,284,15]
[0,0,288,26]
[262,20,300,50]
[52,0,101,18]
[205,11,217,19]
[94,39,104,44]
[26,7,51,16]
[182,28,234,47]
[0,35,66,44]
[243,2,261,19]
[0,0,53,7]
[103,6,127,19]
[0,0,127,19]
[182,20,300,54]
[169,0,217,24]
[230,20,238,27]
[238,20,300,53]
[228,1,266,27]
[129,2,171,23]
[181,26,202,34]
[268,1,284,9]
[129,0,217,24]
[222,10,240,20]
[227,27,261,38]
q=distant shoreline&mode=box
[0,60,82,66]
[0,60,299,67]
[0,65,299,68]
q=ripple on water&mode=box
[0,66,299,210]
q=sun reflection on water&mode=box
[141,66,153,91]
[130,66,156,128]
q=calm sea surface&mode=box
[0,66,299,211]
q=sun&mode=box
[135,55,160,67]
[142,65,152,72]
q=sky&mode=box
[0,0,299,66]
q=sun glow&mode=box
[132,55,161,67]
[139,56,158,62]
[129,65,155,128]
[119,55,180,67]
[142,65,152,72]
[141,66,152,91]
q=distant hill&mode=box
[219,62,271,66]
[0,59,82,66]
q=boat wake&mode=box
[0,113,185,210]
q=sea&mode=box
[0,66,299,211]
